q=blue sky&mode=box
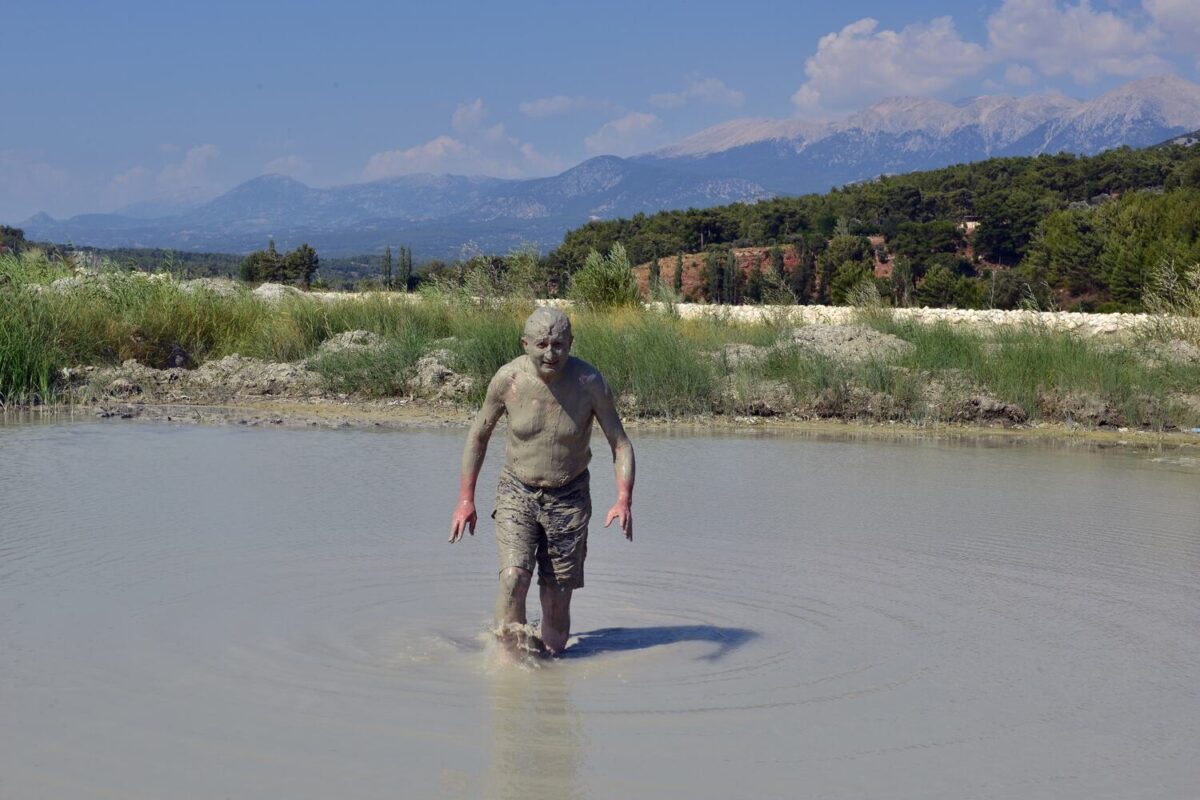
[2,0,1197,222]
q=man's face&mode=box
[522,325,572,380]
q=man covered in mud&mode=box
[449,307,635,656]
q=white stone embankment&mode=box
[39,272,1175,338]
[202,283,1185,337]
[657,303,1167,337]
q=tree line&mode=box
[238,239,320,287]
[544,142,1200,311]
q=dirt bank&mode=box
[5,399,1189,454]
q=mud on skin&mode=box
[449,308,635,656]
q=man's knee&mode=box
[499,567,532,596]
[540,581,572,601]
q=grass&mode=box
[3,250,1198,431]
[309,335,429,397]
[572,309,718,415]
[853,314,1200,428]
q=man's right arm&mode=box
[449,369,509,543]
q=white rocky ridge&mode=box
[653,118,825,158]
[651,75,1199,158]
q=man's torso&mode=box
[501,356,600,488]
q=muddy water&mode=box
[1,421,1197,799]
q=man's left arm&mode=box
[593,376,635,540]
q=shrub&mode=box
[568,243,640,309]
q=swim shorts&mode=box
[492,466,591,589]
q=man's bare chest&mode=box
[505,381,593,442]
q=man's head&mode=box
[521,307,573,381]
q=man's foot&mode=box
[524,633,550,658]
[493,622,549,660]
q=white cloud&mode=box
[102,144,221,210]
[987,0,1167,82]
[791,17,986,113]
[451,98,487,133]
[362,101,565,179]
[157,144,219,188]
[789,2,1184,113]
[263,154,312,179]
[584,112,662,156]
[1142,0,1200,57]
[0,150,73,221]
[650,78,744,109]
[1005,63,1036,86]
[362,136,468,179]
[518,95,609,117]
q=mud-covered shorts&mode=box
[492,467,591,589]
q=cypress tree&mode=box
[648,253,661,296]
[770,243,786,281]
[265,238,281,282]
[790,241,816,304]
[673,252,684,295]
[703,249,723,303]
[382,245,393,290]
[726,249,742,304]
[400,246,413,291]
[746,259,764,303]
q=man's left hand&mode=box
[604,500,633,541]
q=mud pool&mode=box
[1,421,1197,799]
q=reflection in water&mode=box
[566,625,758,660]
[485,656,585,800]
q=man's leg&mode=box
[494,566,532,630]
[539,583,573,655]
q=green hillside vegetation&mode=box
[546,143,1200,312]
[0,230,244,277]
[1,227,418,290]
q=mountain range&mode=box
[22,75,1200,259]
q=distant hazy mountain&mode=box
[114,186,215,219]
[21,75,1200,258]
[23,158,769,258]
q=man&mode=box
[449,307,635,656]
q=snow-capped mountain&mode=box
[643,76,1200,194]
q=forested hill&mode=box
[547,142,1200,311]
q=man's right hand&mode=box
[449,500,477,543]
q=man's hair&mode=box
[522,307,572,340]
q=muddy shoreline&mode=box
[7,397,1198,454]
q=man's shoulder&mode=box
[487,358,526,390]
[566,357,609,393]
[498,356,527,374]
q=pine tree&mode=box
[673,252,684,295]
[284,243,319,287]
[382,245,393,290]
[238,252,261,283]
